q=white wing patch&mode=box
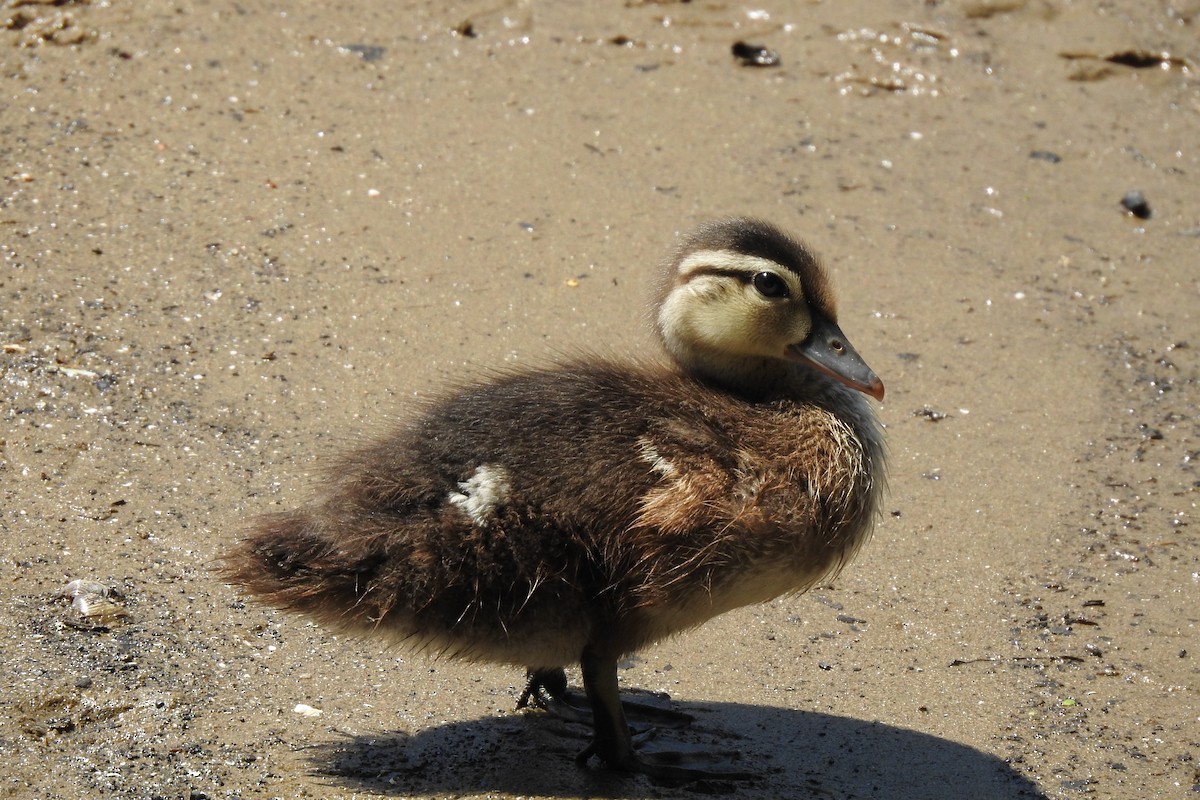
[638,436,678,479]
[448,464,511,527]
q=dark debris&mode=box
[732,41,780,68]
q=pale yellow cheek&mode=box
[730,302,811,356]
[779,308,814,345]
[680,308,751,357]
[659,278,814,359]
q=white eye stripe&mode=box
[676,252,804,304]
[676,250,787,279]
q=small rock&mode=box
[914,406,950,422]
[732,41,781,67]
[1120,190,1151,219]
[339,44,385,62]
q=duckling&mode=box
[225,217,885,780]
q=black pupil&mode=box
[752,272,787,298]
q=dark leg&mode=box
[576,645,754,782]
[577,644,638,769]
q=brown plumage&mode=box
[225,217,886,779]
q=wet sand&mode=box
[2,1,1197,798]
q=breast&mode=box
[610,393,882,646]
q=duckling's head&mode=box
[656,218,884,401]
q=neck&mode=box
[669,341,886,491]
[669,343,877,416]
[668,344,792,401]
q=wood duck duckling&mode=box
[225,217,886,781]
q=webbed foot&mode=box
[518,666,693,728]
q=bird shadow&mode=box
[306,699,1047,799]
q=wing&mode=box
[613,401,876,628]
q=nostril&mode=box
[830,338,845,354]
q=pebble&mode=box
[1029,150,1062,163]
[731,41,781,67]
[1120,190,1151,219]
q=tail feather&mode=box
[223,510,389,631]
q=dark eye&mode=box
[751,271,788,299]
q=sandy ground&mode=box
[2,1,1198,798]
